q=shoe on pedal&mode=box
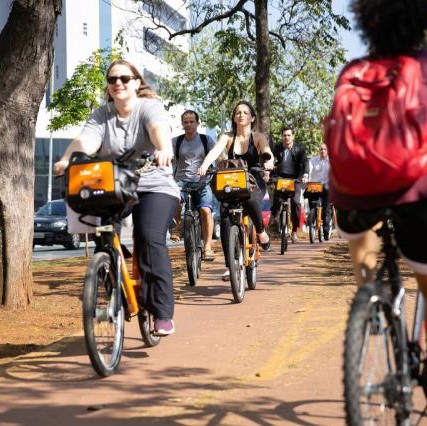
[202,249,215,261]
[258,231,271,251]
[153,319,175,336]
[291,232,298,243]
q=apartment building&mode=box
[0,0,190,207]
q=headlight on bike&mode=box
[80,188,91,199]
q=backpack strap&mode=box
[175,134,185,161]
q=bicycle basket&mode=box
[211,160,251,202]
[304,182,323,199]
[275,178,295,197]
[65,152,139,217]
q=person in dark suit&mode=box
[269,125,309,242]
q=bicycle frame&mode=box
[343,212,425,424]
[94,224,139,317]
[227,204,259,268]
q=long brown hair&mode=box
[231,100,257,133]
[105,59,157,102]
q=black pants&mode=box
[271,179,302,231]
[220,188,266,267]
[133,192,178,320]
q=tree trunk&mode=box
[254,0,270,135]
[0,0,62,309]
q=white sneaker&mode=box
[291,232,298,243]
[222,269,230,281]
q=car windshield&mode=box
[37,201,66,216]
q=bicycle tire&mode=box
[318,222,324,243]
[344,283,412,426]
[308,208,316,244]
[280,207,288,254]
[184,213,199,286]
[83,252,124,377]
[138,308,161,347]
[246,220,257,290]
[228,224,246,303]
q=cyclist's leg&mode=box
[243,193,269,249]
[290,181,302,240]
[322,189,331,239]
[195,184,215,259]
[133,193,178,322]
[336,209,381,286]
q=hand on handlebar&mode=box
[197,164,208,176]
[53,160,69,176]
[154,149,174,168]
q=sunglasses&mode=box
[106,75,136,84]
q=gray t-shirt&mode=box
[172,133,215,182]
[80,97,180,200]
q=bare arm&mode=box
[254,131,274,171]
[198,133,230,175]
[53,134,101,175]
[147,121,174,167]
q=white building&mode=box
[0,0,190,207]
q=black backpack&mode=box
[175,133,209,160]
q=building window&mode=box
[143,28,186,63]
[83,22,88,37]
[142,1,186,33]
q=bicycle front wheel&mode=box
[228,225,246,303]
[280,206,288,254]
[184,213,201,287]
[308,208,316,244]
[344,284,412,425]
[246,220,257,290]
[83,252,124,377]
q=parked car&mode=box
[34,199,82,250]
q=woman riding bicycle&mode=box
[328,0,427,356]
[198,100,274,280]
[53,59,179,337]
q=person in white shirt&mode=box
[308,143,332,240]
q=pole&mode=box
[47,71,54,202]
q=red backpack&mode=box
[324,55,427,196]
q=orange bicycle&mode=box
[65,150,160,377]
[304,181,324,244]
[211,157,268,303]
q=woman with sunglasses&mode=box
[54,59,179,336]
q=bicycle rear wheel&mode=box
[246,220,257,290]
[138,308,161,347]
[344,283,413,425]
[308,208,316,244]
[83,252,124,377]
[228,224,246,303]
[280,206,288,254]
[184,213,201,286]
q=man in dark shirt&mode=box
[270,125,309,242]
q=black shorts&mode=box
[337,199,427,271]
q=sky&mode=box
[331,0,367,60]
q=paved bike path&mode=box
[1,235,426,425]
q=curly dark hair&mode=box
[351,0,427,56]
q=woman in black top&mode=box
[198,100,274,279]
